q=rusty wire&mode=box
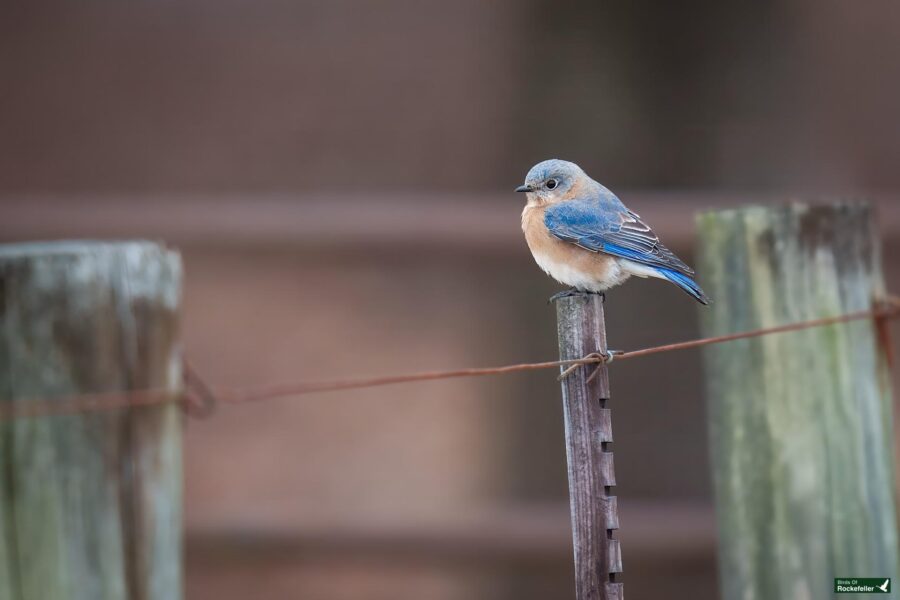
[1,297,898,422]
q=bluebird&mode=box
[517,159,709,304]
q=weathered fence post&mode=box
[556,293,622,600]
[697,203,897,599]
[0,241,183,600]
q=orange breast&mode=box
[521,204,622,290]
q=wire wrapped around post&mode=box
[0,241,184,600]
[698,203,898,600]
[555,292,622,600]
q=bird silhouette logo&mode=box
[878,579,890,593]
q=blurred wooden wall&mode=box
[2,0,900,597]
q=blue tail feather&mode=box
[658,269,710,305]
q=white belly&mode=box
[531,248,633,292]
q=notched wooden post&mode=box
[556,293,622,600]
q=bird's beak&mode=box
[515,184,532,193]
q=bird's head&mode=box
[515,159,585,205]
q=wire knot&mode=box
[557,350,621,382]
[884,295,900,313]
[181,362,218,419]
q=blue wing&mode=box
[544,196,694,276]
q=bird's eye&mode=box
[546,178,559,190]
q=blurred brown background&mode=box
[2,1,899,599]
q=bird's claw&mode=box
[548,289,605,304]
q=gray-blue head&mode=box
[515,159,587,204]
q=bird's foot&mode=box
[548,289,605,303]
[548,288,580,303]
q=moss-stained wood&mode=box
[697,204,897,600]
[0,241,183,600]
